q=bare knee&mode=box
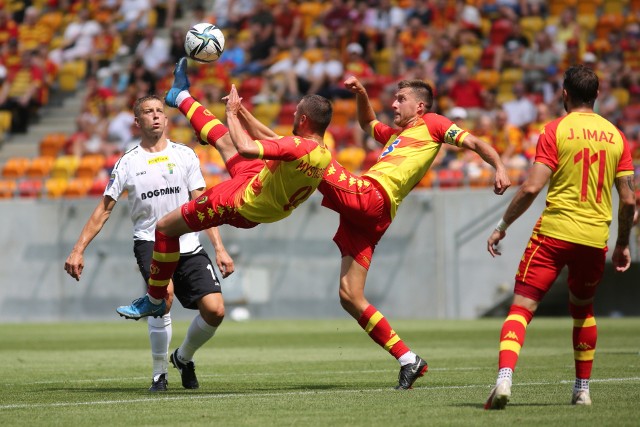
[198,294,225,327]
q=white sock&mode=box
[398,351,417,366]
[178,314,217,363]
[147,293,163,305]
[148,313,172,377]
[497,368,513,386]
[574,378,589,391]
[176,91,191,108]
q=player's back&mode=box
[239,136,332,223]
[536,111,634,248]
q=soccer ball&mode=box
[184,23,225,63]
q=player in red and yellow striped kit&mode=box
[117,58,332,320]
[319,77,511,389]
[485,65,636,409]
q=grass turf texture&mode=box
[1,318,638,426]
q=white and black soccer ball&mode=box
[184,23,225,63]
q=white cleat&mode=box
[571,389,592,406]
[484,380,511,410]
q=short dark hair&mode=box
[563,65,599,107]
[133,94,163,117]
[299,94,333,135]
[397,79,434,110]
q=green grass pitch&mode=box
[1,318,638,426]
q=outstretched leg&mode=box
[339,256,427,389]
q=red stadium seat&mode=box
[436,169,464,188]
[18,179,43,198]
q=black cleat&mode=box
[170,348,199,389]
[395,356,428,390]
[149,373,168,392]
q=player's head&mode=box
[562,65,599,110]
[133,95,167,140]
[393,80,434,127]
[293,94,333,137]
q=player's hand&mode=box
[344,76,366,94]
[493,168,511,195]
[216,249,235,278]
[64,252,84,281]
[225,84,242,115]
[611,244,631,272]
[487,229,505,257]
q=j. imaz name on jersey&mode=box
[141,186,181,200]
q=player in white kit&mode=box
[65,95,235,391]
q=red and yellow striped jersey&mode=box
[364,113,468,218]
[238,135,331,223]
[534,112,634,248]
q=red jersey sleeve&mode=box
[534,119,559,171]
[371,120,397,146]
[257,135,312,161]
[422,113,468,146]
[617,130,635,174]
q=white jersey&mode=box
[105,140,206,254]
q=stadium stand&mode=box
[0,0,638,200]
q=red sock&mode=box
[358,304,410,359]
[498,305,534,371]
[179,97,229,147]
[570,302,597,379]
[147,230,180,300]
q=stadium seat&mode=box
[0,111,11,134]
[45,177,69,198]
[332,99,357,127]
[468,168,494,188]
[373,48,394,76]
[76,154,106,179]
[0,179,17,198]
[104,152,121,173]
[519,16,545,44]
[479,45,498,69]
[18,179,43,198]
[277,102,297,125]
[596,13,625,39]
[88,177,109,197]
[51,155,80,179]
[488,19,513,46]
[63,178,93,198]
[57,59,87,92]
[2,157,30,179]
[238,76,264,101]
[336,146,366,172]
[549,0,577,16]
[497,68,524,97]
[576,14,598,32]
[576,0,601,15]
[39,133,68,158]
[416,169,436,188]
[436,169,464,188]
[475,69,500,91]
[622,104,640,123]
[169,125,196,144]
[25,156,55,179]
[632,0,640,12]
[601,0,626,14]
[252,102,282,127]
[328,125,355,147]
[458,43,483,69]
[507,168,525,185]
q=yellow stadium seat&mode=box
[253,102,282,127]
[51,155,80,179]
[45,177,69,198]
[577,14,598,32]
[0,110,11,133]
[458,44,483,69]
[612,87,630,107]
[2,157,30,179]
[601,0,626,14]
[373,48,394,76]
[336,146,366,173]
[520,16,545,43]
[475,69,500,91]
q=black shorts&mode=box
[134,240,221,310]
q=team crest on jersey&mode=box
[380,138,401,158]
[196,195,208,204]
[167,163,175,174]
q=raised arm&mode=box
[64,196,117,281]
[237,103,279,140]
[611,174,636,272]
[460,133,511,195]
[486,162,552,257]
[225,84,262,158]
[191,188,235,278]
[344,76,376,134]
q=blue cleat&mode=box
[116,295,166,320]
[165,57,190,108]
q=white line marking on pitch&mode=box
[1,377,638,410]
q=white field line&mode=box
[1,376,639,410]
